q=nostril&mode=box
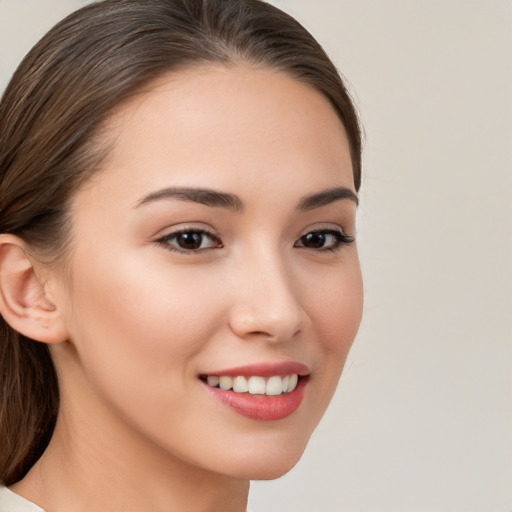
[228,297,306,342]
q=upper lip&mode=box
[202,361,310,378]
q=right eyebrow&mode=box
[135,186,244,211]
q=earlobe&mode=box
[0,234,69,344]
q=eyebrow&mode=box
[136,186,243,211]
[297,187,359,210]
[136,185,358,211]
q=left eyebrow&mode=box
[297,187,359,210]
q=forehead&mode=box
[78,64,354,209]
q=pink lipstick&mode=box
[200,362,310,421]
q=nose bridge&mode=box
[229,243,306,341]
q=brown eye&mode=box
[300,232,328,249]
[175,232,204,250]
[295,229,354,251]
[158,229,222,253]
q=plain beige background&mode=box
[1,1,511,511]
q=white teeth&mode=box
[248,376,266,395]
[233,376,249,393]
[205,374,301,396]
[287,374,298,393]
[266,376,283,396]
[219,376,233,391]
[207,376,220,387]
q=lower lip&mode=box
[202,377,307,421]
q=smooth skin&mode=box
[3,64,363,512]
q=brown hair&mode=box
[0,0,362,485]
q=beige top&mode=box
[0,487,256,511]
[0,487,45,512]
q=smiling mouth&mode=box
[200,374,300,396]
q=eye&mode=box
[294,229,355,251]
[156,229,222,253]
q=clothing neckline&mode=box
[0,486,255,512]
[0,486,46,511]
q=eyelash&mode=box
[156,228,355,255]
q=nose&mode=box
[228,249,308,343]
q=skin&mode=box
[11,64,363,512]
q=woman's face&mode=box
[51,65,363,480]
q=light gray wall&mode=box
[1,1,511,511]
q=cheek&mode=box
[63,250,226,385]
[303,256,363,401]
[308,257,363,351]
[57,251,232,447]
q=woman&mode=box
[0,0,363,510]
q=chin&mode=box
[221,438,309,481]
[252,449,306,480]
[247,462,299,481]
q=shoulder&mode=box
[0,487,45,512]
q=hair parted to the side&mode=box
[0,0,362,486]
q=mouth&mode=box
[200,374,300,396]
[199,362,310,421]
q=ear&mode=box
[0,234,69,344]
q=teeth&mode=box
[266,376,283,396]
[219,376,233,390]
[287,374,298,393]
[207,376,219,387]
[248,376,266,395]
[233,376,249,393]
[205,374,301,396]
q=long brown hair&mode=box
[0,0,362,485]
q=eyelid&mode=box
[297,222,354,239]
